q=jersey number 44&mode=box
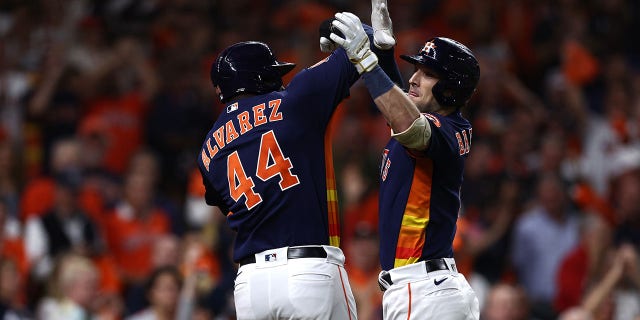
[227,130,300,210]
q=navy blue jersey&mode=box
[378,111,472,270]
[197,49,358,262]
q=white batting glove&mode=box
[371,0,395,49]
[330,12,379,74]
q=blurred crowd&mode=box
[0,0,639,319]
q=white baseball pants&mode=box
[380,258,479,320]
[234,245,358,320]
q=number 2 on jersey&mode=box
[227,130,300,210]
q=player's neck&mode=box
[427,103,456,116]
[230,94,257,103]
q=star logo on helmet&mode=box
[420,41,437,57]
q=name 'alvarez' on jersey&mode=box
[197,48,359,262]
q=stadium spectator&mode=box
[125,266,182,320]
[0,258,31,319]
[24,172,103,280]
[611,156,640,249]
[511,173,581,319]
[36,254,99,320]
[76,37,157,175]
[344,222,383,320]
[481,283,530,320]
[104,167,172,314]
[555,213,613,314]
[0,0,639,318]
[569,244,640,319]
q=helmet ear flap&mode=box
[249,70,284,95]
[432,80,455,106]
[432,79,470,107]
[211,55,233,102]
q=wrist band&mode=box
[353,51,379,74]
[363,65,395,99]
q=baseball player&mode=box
[327,2,481,319]
[197,25,389,318]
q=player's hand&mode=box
[320,37,338,53]
[330,12,379,74]
[371,0,395,49]
[319,18,340,53]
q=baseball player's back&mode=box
[199,50,356,261]
[198,42,359,319]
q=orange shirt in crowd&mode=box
[104,207,170,282]
[452,216,474,278]
[0,237,28,278]
[19,178,55,221]
[19,177,105,224]
[562,39,600,87]
[345,264,382,320]
[181,242,222,294]
[79,92,149,175]
[193,250,221,284]
[187,168,206,198]
[93,253,122,295]
[342,191,379,247]
[571,182,616,226]
[0,237,29,305]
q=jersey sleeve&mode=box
[284,48,359,123]
[197,159,228,214]
[421,113,459,161]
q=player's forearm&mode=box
[363,66,420,133]
[374,85,421,132]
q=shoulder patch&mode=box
[425,113,441,127]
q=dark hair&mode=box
[144,265,183,298]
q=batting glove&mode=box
[330,12,379,74]
[371,0,395,49]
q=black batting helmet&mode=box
[400,37,480,107]
[210,41,296,103]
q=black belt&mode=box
[423,258,449,272]
[378,258,450,291]
[238,246,328,266]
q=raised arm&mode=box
[319,0,402,87]
[330,12,431,150]
[370,0,403,88]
